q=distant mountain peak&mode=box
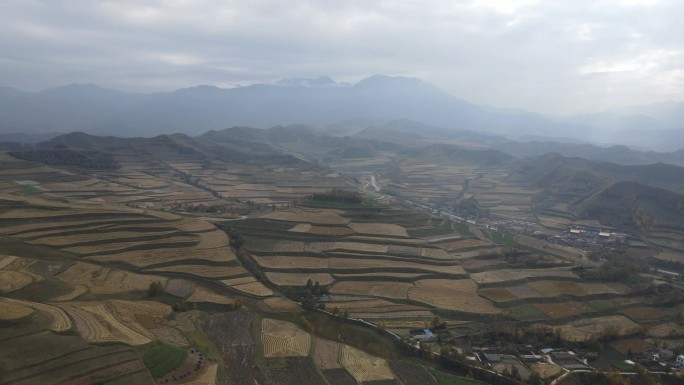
[39,83,121,97]
[275,76,337,87]
[354,74,424,89]
[173,84,224,94]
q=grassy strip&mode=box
[143,341,187,378]
[427,367,491,385]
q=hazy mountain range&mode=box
[0,75,683,151]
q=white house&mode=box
[675,354,684,368]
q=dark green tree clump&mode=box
[311,189,363,204]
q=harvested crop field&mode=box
[266,272,334,286]
[147,264,244,278]
[330,281,412,299]
[87,246,235,267]
[333,272,425,280]
[63,234,198,255]
[253,255,329,270]
[557,315,641,342]
[107,300,172,337]
[328,257,465,275]
[530,363,563,378]
[187,287,234,305]
[0,270,33,292]
[348,223,408,237]
[409,279,500,314]
[262,297,300,312]
[0,298,33,320]
[528,280,628,297]
[195,230,230,248]
[221,277,273,297]
[646,322,684,338]
[314,337,343,369]
[470,267,577,284]
[340,345,395,383]
[534,301,593,319]
[621,307,670,322]
[3,298,73,332]
[164,279,196,298]
[57,262,167,295]
[261,318,312,357]
[61,302,151,345]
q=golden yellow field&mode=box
[195,230,230,249]
[262,297,300,313]
[470,267,578,284]
[107,300,172,338]
[0,298,33,320]
[261,318,312,357]
[51,284,88,301]
[61,302,151,345]
[0,255,18,269]
[221,277,273,297]
[421,248,450,259]
[0,270,34,292]
[57,263,168,295]
[409,279,500,314]
[0,298,73,331]
[348,223,408,237]
[187,287,234,305]
[330,281,412,299]
[340,345,395,382]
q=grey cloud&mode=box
[0,0,682,114]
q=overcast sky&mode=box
[1,0,682,114]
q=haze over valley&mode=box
[2,1,684,385]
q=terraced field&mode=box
[261,318,312,357]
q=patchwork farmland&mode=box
[1,131,684,385]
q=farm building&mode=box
[676,354,684,368]
[410,328,437,343]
